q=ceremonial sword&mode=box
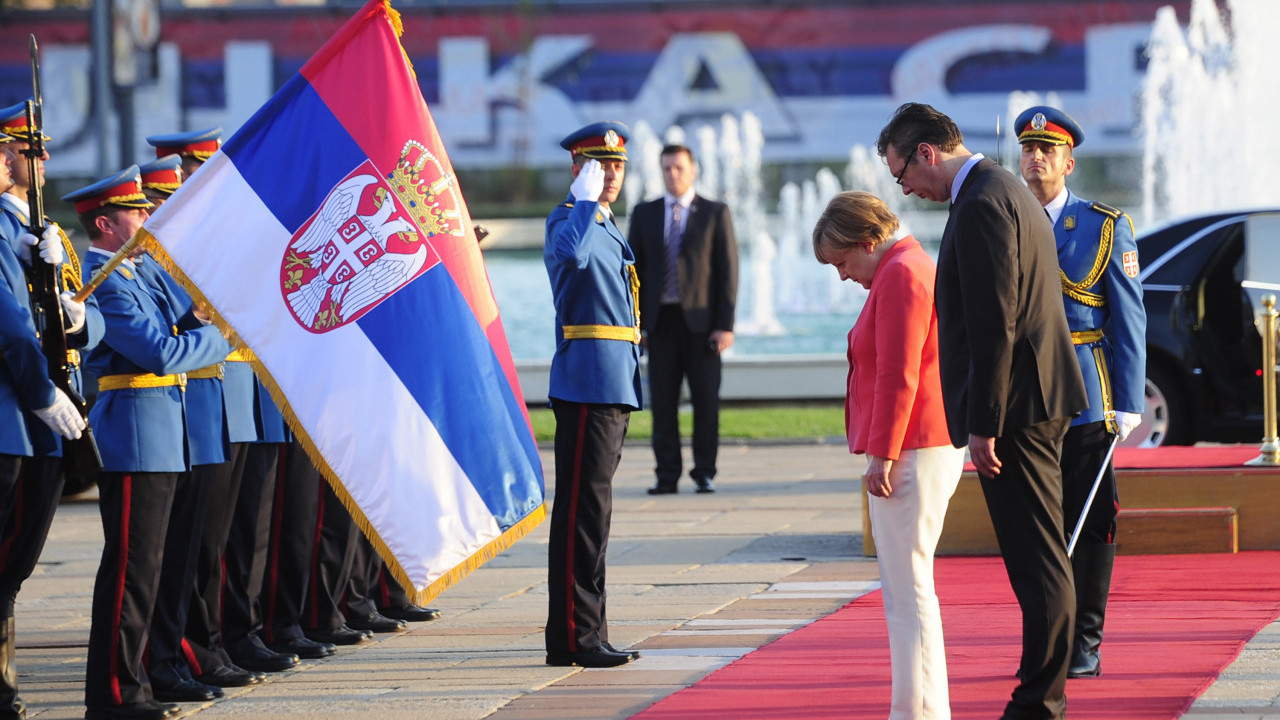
[1066,435,1120,558]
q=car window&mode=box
[1142,222,1240,285]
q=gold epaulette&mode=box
[1089,201,1123,220]
[97,372,187,391]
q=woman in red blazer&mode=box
[813,191,964,720]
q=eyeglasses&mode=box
[893,145,917,186]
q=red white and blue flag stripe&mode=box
[139,0,544,602]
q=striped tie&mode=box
[664,203,682,300]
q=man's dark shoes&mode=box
[345,611,406,634]
[545,646,633,668]
[379,604,442,623]
[227,636,299,673]
[150,677,222,703]
[194,664,260,688]
[646,484,677,495]
[84,700,178,720]
[694,478,715,494]
[601,642,641,661]
[306,624,371,646]
[269,636,337,660]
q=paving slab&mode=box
[7,442,1272,719]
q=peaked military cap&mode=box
[138,155,184,196]
[63,165,154,215]
[0,100,51,143]
[1014,105,1084,148]
[560,121,630,161]
[146,127,222,161]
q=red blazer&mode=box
[845,237,953,460]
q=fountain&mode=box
[1140,0,1280,226]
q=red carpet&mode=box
[634,552,1280,720]
[962,445,1264,473]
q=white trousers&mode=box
[867,444,965,720]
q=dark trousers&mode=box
[0,456,64,618]
[1061,421,1118,545]
[221,442,281,648]
[262,440,319,644]
[304,480,358,633]
[648,304,721,487]
[545,401,628,654]
[344,532,380,619]
[148,467,216,684]
[86,471,178,709]
[979,417,1074,720]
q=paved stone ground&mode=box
[10,441,1279,719]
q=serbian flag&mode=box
[138,0,544,602]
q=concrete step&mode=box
[1116,506,1238,555]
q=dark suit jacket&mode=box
[627,195,739,335]
[935,158,1087,447]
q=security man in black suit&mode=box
[877,103,1087,720]
[627,144,738,495]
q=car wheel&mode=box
[1126,365,1192,447]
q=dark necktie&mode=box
[664,203,682,300]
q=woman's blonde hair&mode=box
[811,191,900,262]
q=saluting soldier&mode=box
[1016,106,1146,679]
[69,166,232,720]
[0,106,97,720]
[543,122,643,669]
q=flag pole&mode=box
[72,229,145,303]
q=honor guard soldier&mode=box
[0,107,99,720]
[543,121,643,669]
[0,129,89,720]
[145,127,222,179]
[68,166,232,720]
[1016,105,1146,679]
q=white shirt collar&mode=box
[665,187,695,208]
[950,153,985,204]
[2,192,30,218]
[1043,187,1069,225]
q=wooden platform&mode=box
[862,462,1280,557]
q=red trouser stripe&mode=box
[109,475,133,705]
[563,403,588,652]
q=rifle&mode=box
[23,35,102,477]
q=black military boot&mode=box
[1068,543,1116,678]
[0,616,26,719]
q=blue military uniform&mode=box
[1017,105,1146,681]
[69,166,232,719]
[1053,190,1146,429]
[543,121,642,668]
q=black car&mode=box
[1127,209,1280,447]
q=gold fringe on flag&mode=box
[138,228,544,607]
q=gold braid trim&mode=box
[56,225,83,292]
[138,225,547,608]
[1092,345,1117,434]
[1060,215,1112,307]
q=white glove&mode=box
[13,225,64,266]
[570,159,604,202]
[34,388,85,440]
[38,224,65,266]
[14,232,37,263]
[60,290,86,333]
[1115,411,1142,442]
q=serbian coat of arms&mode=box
[282,140,465,332]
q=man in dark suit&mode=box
[627,144,738,495]
[877,103,1087,720]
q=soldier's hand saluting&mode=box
[570,159,605,203]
